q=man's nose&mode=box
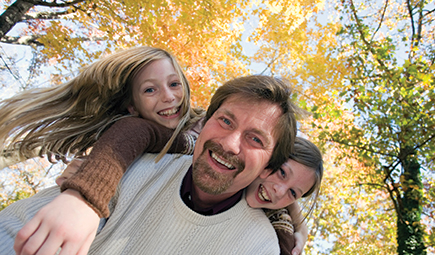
[220,131,241,155]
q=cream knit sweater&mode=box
[0,153,279,255]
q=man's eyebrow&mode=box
[249,128,271,147]
[220,109,235,120]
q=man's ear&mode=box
[259,168,273,179]
[128,105,138,115]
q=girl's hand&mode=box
[292,230,307,255]
[287,202,307,255]
[14,189,99,255]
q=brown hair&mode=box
[287,136,324,226]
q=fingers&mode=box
[14,215,64,255]
[14,190,99,255]
[14,216,41,254]
[33,233,64,255]
[75,234,94,255]
[291,232,304,255]
[291,246,302,255]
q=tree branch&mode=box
[22,9,74,21]
[30,0,86,8]
[370,0,389,42]
[0,0,34,39]
[0,35,44,47]
[348,0,393,78]
[0,34,106,47]
[0,0,86,40]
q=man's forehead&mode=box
[218,95,282,145]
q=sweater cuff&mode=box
[60,155,124,218]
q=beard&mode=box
[192,140,245,195]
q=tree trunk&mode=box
[0,0,34,39]
[397,155,426,254]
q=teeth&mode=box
[258,185,271,202]
[159,107,179,116]
[211,152,235,169]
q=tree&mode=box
[312,0,435,253]
[5,0,433,253]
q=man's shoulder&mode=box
[130,153,192,172]
[242,205,277,233]
[122,153,192,185]
[227,201,280,254]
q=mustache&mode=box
[203,140,245,172]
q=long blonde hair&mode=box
[0,46,203,165]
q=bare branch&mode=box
[0,35,106,47]
[259,49,283,75]
[0,35,44,47]
[30,0,86,8]
[0,0,34,39]
[370,0,389,42]
[0,0,87,40]
[22,10,73,21]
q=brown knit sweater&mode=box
[60,116,192,218]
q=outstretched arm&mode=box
[14,116,194,255]
[61,116,192,217]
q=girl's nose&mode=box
[161,87,175,103]
[273,183,287,198]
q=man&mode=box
[4,75,300,254]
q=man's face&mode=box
[192,94,282,199]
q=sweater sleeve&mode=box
[60,116,190,218]
[264,208,296,255]
[276,229,295,255]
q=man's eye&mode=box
[252,136,262,145]
[222,118,231,125]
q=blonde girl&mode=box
[0,46,201,169]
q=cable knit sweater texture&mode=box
[87,153,280,254]
[0,154,280,254]
[0,117,294,254]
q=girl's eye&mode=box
[170,82,181,87]
[279,168,286,178]
[144,88,155,93]
[290,189,296,198]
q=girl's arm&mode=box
[14,116,194,254]
[61,116,194,218]
[287,202,308,255]
[265,208,296,255]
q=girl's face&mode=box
[129,58,184,129]
[246,159,316,210]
